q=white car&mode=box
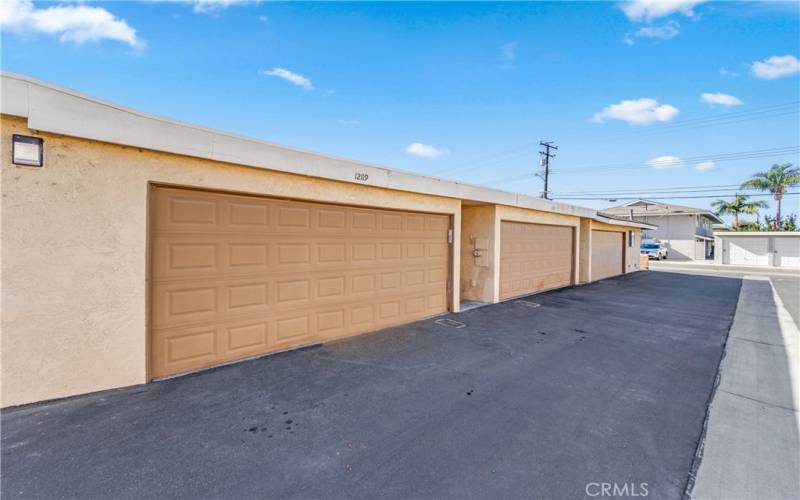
[641,241,668,260]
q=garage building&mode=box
[714,231,800,268]
[1,73,653,406]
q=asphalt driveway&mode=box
[1,271,741,499]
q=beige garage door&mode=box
[150,187,450,378]
[591,230,624,281]
[499,221,574,300]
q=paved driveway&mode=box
[2,271,741,499]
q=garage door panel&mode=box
[775,238,800,268]
[154,266,447,331]
[591,230,624,281]
[499,221,574,300]
[151,187,450,378]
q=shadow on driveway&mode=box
[2,271,741,499]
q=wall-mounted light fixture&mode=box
[12,134,44,167]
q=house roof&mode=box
[602,199,724,224]
[0,71,655,230]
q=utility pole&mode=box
[539,140,558,199]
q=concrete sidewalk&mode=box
[651,260,800,277]
[689,276,800,500]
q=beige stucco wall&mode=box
[1,115,462,407]
[460,205,496,303]
[494,205,582,303]
[579,218,592,283]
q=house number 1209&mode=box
[354,172,369,182]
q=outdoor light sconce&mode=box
[12,134,44,167]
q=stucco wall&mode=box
[579,219,592,283]
[460,205,496,303]
[1,115,462,407]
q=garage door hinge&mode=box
[448,229,453,244]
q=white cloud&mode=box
[719,67,738,78]
[0,0,142,48]
[501,41,517,61]
[634,21,680,40]
[623,33,636,46]
[696,160,715,171]
[258,15,269,22]
[620,0,706,22]
[260,68,314,91]
[191,0,260,13]
[405,142,445,158]
[147,0,261,14]
[750,55,800,80]
[701,92,742,106]
[646,155,684,169]
[591,98,679,125]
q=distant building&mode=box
[601,200,723,261]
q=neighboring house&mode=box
[601,199,723,261]
[714,232,800,268]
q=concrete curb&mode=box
[651,262,800,276]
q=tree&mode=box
[740,163,800,229]
[711,194,767,228]
[782,214,797,232]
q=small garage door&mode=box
[775,238,800,268]
[728,238,769,266]
[591,230,624,281]
[150,187,450,378]
[499,221,574,300]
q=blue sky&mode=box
[1,1,799,221]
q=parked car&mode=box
[641,241,668,260]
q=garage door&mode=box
[499,221,574,300]
[775,238,800,268]
[728,238,769,266]
[150,187,450,378]
[591,230,624,281]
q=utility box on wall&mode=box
[473,237,490,267]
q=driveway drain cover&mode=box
[435,318,467,329]
[516,300,541,308]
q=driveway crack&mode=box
[729,336,787,347]
[717,389,798,413]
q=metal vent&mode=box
[435,318,467,329]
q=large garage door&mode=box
[591,230,624,280]
[150,187,450,378]
[499,221,574,300]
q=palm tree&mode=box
[711,194,767,228]
[740,163,800,229]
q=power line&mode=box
[553,146,799,173]
[428,101,800,177]
[553,187,752,196]
[553,192,799,201]
[550,183,743,195]
[556,102,800,149]
[481,146,799,185]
